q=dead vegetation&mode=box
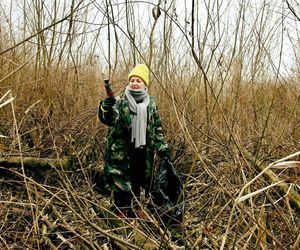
[1,0,300,249]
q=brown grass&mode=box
[1,1,300,249]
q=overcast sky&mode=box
[0,0,299,78]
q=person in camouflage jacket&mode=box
[98,64,170,217]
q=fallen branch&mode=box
[256,162,300,212]
[0,157,69,169]
[243,152,300,212]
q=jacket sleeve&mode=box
[98,100,118,126]
[152,101,170,158]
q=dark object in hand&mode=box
[104,79,114,97]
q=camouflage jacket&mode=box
[98,93,170,193]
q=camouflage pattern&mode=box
[99,93,169,193]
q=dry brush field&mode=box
[1,0,300,249]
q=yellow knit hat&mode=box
[128,64,150,86]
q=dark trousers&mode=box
[114,146,146,208]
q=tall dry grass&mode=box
[1,0,300,249]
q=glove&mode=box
[101,96,116,110]
[158,149,171,160]
[160,156,172,172]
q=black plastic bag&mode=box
[150,157,184,227]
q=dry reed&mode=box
[1,0,300,249]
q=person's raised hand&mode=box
[102,96,116,110]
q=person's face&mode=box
[128,77,146,90]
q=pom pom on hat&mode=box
[128,64,150,86]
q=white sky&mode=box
[0,0,299,78]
